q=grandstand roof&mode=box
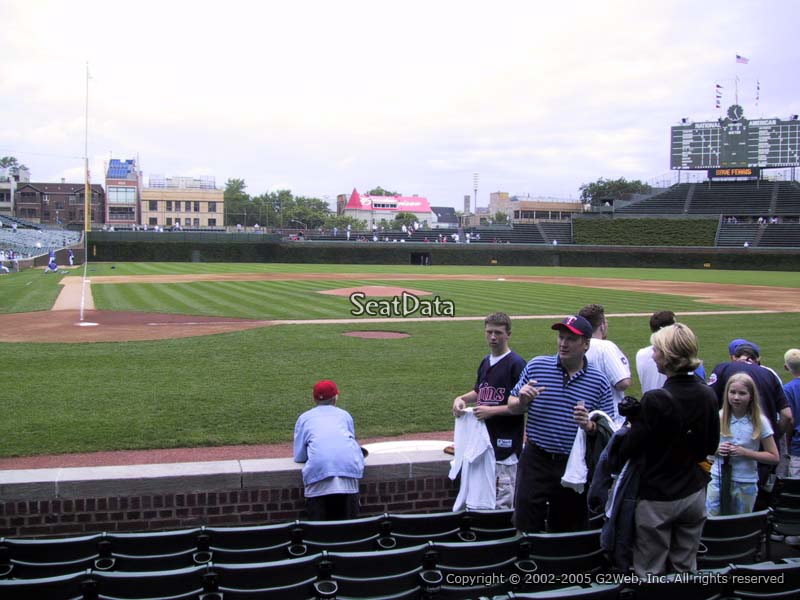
[345,189,432,213]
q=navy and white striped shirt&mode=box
[511,355,613,454]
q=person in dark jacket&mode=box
[619,323,720,577]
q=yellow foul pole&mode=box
[84,62,90,233]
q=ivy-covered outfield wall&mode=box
[88,233,800,271]
[573,217,719,246]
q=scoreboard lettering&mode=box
[671,106,800,170]
[708,167,760,178]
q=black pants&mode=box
[514,443,588,533]
[305,493,360,521]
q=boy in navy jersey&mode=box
[453,312,526,508]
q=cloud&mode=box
[1,0,798,205]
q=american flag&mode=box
[736,54,749,64]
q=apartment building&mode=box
[140,175,224,229]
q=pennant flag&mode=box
[736,54,750,64]
[716,84,724,89]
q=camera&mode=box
[618,395,641,418]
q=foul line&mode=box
[79,258,88,321]
[264,309,784,327]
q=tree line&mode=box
[223,181,417,231]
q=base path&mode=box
[0,272,796,343]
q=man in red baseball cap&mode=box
[293,380,365,520]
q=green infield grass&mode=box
[0,262,798,458]
[90,279,741,320]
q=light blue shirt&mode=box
[715,412,773,483]
[293,404,364,487]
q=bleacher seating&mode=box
[306,225,546,245]
[716,223,760,247]
[539,222,572,243]
[688,181,774,215]
[779,181,800,213]
[0,226,81,259]
[617,180,800,219]
[615,184,692,214]
[757,223,800,247]
[0,214,41,230]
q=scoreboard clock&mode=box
[670,105,800,170]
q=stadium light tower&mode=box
[472,172,479,215]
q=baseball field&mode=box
[0,262,798,459]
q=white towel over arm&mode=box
[449,408,496,511]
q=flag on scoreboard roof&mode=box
[736,54,750,64]
[756,80,760,106]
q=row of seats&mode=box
[3,555,800,599]
[4,477,800,598]
[0,510,520,578]
[0,530,597,600]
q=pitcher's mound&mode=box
[342,331,411,339]
[319,285,431,297]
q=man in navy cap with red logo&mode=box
[509,315,614,533]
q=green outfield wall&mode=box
[87,232,800,271]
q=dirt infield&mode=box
[319,285,431,297]
[0,430,455,469]
[0,272,796,343]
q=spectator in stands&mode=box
[708,345,792,511]
[707,372,778,516]
[293,380,365,520]
[785,349,800,474]
[452,312,526,509]
[636,311,676,393]
[508,315,614,533]
[619,323,719,577]
[578,304,631,424]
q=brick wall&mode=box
[0,451,458,538]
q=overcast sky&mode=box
[1,0,798,209]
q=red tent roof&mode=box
[345,189,432,213]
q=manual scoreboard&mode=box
[670,105,800,170]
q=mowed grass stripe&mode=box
[81,262,800,287]
[0,270,64,313]
[2,311,799,457]
[92,278,745,320]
